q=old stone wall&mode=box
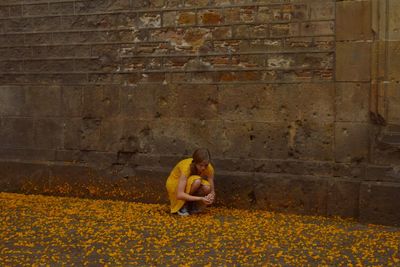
[0,0,398,226]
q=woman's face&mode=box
[195,160,209,173]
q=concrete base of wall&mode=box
[0,161,399,227]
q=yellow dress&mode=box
[165,158,214,213]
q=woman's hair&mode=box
[190,148,211,175]
[192,148,211,163]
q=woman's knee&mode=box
[189,179,202,194]
[199,185,211,195]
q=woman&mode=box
[166,148,215,216]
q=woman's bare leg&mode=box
[193,185,211,197]
[189,179,202,195]
[191,185,211,214]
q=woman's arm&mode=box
[208,174,215,195]
[206,174,216,203]
[176,172,203,202]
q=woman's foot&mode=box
[177,206,189,216]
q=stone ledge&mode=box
[0,161,399,226]
[359,181,400,227]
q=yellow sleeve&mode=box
[177,159,191,177]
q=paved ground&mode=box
[0,192,399,266]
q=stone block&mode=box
[214,171,256,209]
[49,2,74,15]
[253,159,334,177]
[246,122,290,159]
[333,163,365,179]
[239,54,266,68]
[336,0,373,41]
[27,86,62,117]
[172,84,218,120]
[309,1,335,20]
[34,118,64,150]
[177,11,196,25]
[61,86,82,117]
[295,52,334,69]
[335,82,370,122]
[366,165,400,182]
[336,42,371,81]
[287,122,334,161]
[132,0,151,8]
[45,74,88,85]
[3,18,28,33]
[63,119,81,150]
[0,86,31,116]
[22,4,49,16]
[120,84,163,119]
[253,174,329,216]
[6,47,32,59]
[239,6,256,23]
[80,118,102,151]
[335,122,370,163]
[0,148,55,162]
[282,4,307,21]
[301,21,334,36]
[55,150,81,163]
[223,8,240,24]
[132,154,162,168]
[75,0,131,13]
[388,0,400,40]
[198,10,224,25]
[0,59,21,72]
[388,41,400,81]
[359,181,400,226]
[218,83,334,123]
[212,157,255,173]
[270,23,300,37]
[24,33,52,45]
[79,151,117,168]
[150,119,217,156]
[387,83,400,124]
[82,86,120,118]
[0,34,24,46]
[23,60,56,73]
[98,117,124,152]
[121,119,154,153]
[9,5,22,17]
[327,178,360,218]
[0,6,8,18]
[43,46,91,58]
[370,141,400,166]
[138,12,161,28]
[0,118,34,149]
[149,0,164,8]
[102,86,120,117]
[74,59,103,72]
[184,0,208,7]
[28,17,61,32]
[163,11,176,27]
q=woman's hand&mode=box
[201,196,213,205]
[203,192,215,205]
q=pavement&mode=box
[0,192,399,266]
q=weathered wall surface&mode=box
[0,0,398,225]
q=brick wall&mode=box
[0,0,336,166]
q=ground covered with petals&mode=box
[0,192,399,266]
